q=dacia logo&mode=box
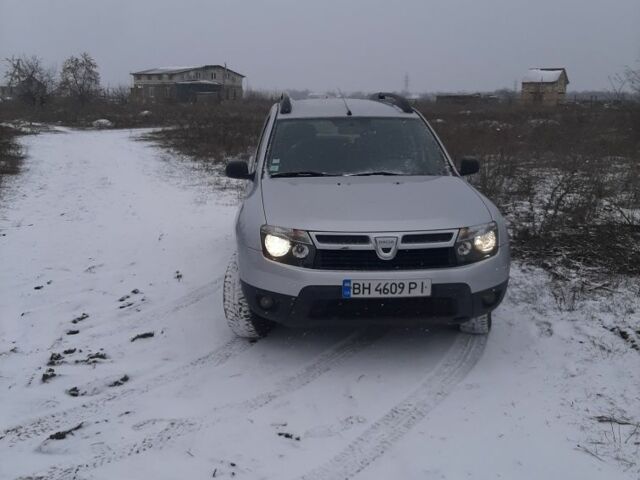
[374,236,399,260]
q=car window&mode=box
[266,117,452,177]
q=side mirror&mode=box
[458,157,480,176]
[225,160,254,180]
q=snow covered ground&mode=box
[0,129,638,480]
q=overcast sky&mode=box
[1,0,639,93]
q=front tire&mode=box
[223,253,274,339]
[459,313,492,335]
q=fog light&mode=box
[292,244,309,259]
[457,241,472,256]
[481,291,497,306]
[259,295,275,310]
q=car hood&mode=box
[260,176,492,232]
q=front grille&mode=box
[308,297,456,319]
[313,247,456,270]
[402,232,454,244]
[315,234,370,245]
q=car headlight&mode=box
[474,229,497,253]
[455,221,499,264]
[264,234,291,257]
[260,225,315,266]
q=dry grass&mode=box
[0,125,24,187]
[143,99,272,161]
[0,95,274,131]
[419,102,640,275]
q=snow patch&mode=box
[92,118,114,128]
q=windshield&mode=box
[266,117,452,177]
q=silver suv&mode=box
[223,93,510,338]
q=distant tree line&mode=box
[3,53,639,109]
[3,52,102,106]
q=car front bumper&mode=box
[241,280,508,327]
[237,243,510,327]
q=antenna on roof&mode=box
[337,88,352,116]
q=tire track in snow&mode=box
[299,333,487,480]
[35,329,387,480]
[1,279,229,445]
[97,275,224,337]
[43,277,223,353]
[1,335,249,445]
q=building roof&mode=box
[131,65,245,77]
[522,68,569,84]
[282,98,418,119]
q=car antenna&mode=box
[337,88,352,116]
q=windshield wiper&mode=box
[346,171,403,176]
[270,171,337,178]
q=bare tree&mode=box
[104,85,131,104]
[607,73,628,102]
[625,64,640,98]
[3,55,56,106]
[59,52,101,105]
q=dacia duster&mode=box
[223,93,510,338]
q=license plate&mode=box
[342,279,431,298]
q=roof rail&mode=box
[280,92,292,114]
[369,92,413,113]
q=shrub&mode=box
[419,102,640,276]
[0,126,23,183]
